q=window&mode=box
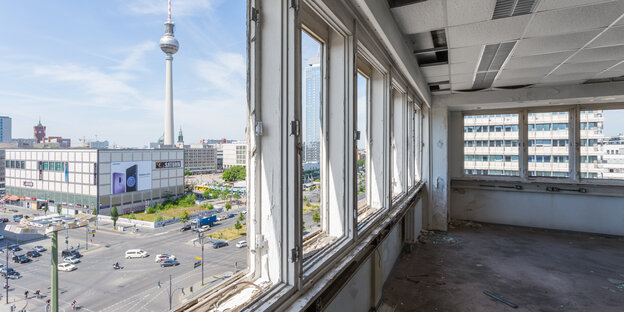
[391,87,406,198]
[528,111,569,177]
[463,113,519,176]
[355,72,369,218]
[300,30,325,257]
[579,109,624,180]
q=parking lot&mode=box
[0,206,247,311]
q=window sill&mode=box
[452,178,624,197]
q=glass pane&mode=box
[528,112,569,177]
[463,114,519,176]
[301,31,322,241]
[356,72,370,222]
[581,109,624,179]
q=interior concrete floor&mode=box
[382,221,624,312]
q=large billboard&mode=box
[111,161,152,194]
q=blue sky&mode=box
[0,0,246,147]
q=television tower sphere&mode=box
[160,21,179,55]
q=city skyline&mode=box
[0,0,246,148]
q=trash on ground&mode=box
[483,290,518,309]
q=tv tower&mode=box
[160,0,179,146]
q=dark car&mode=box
[0,267,20,279]
[61,250,82,258]
[8,245,21,252]
[160,259,180,267]
[226,214,236,219]
[12,255,30,264]
[212,241,228,249]
[0,218,9,223]
[180,224,192,232]
[26,250,41,258]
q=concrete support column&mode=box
[51,231,58,312]
[428,104,449,231]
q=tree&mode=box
[312,210,320,223]
[234,220,243,233]
[45,202,49,213]
[111,205,119,228]
[184,170,192,176]
[222,166,246,182]
[225,202,232,211]
[180,210,190,222]
[57,204,62,214]
[154,214,164,222]
[92,207,97,215]
[129,212,136,220]
[238,212,244,221]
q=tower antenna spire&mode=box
[168,0,172,21]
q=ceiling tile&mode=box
[450,73,475,83]
[569,45,624,62]
[504,51,574,69]
[497,67,553,81]
[426,74,450,83]
[587,25,624,48]
[537,79,588,86]
[553,60,620,75]
[448,15,530,48]
[409,32,435,51]
[449,46,483,63]
[537,0,618,11]
[421,64,449,79]
[492,77,540,87]
[524,1,624,37]
[542,73,596,83]
[514,30,601,55]
[450,62,477,75]
[390,1,446,34]
[451,82,474,90]
[446,0,496,27]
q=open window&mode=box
[391,85,407,198]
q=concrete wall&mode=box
[451,188,624,236]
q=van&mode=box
[125,249,148,259]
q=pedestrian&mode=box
[24,290,28,299]
[77,243,80,249]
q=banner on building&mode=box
[110,161,152,194]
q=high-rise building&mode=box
[222,142,247,169]
[463,111,604,178]
[0,116,11,142]
[184,144,217,173]
[34,119,46,143]
[303,58,321,163]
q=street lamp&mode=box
[198,232,205,286]
[158,275,184,310]
[5,213,95,312]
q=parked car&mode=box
[12,255,30,264]
[12,215,23,222]
[154,254,176,262]
[125,249,149,259]
[0,267,20,278]
[235,240,248,248]
[212,241,229,249]
[226,214,236,219]
[8,245,22,252]
[61,250,82,258]
[26,250,41,258]
[216,215,226,221]
[58,263,76,272]
[32,246,46,252]
[180,224,192,232]
[64,256,80,264]
[0,218,8,223]
[160,259,180,267]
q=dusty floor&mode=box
[382,221,624,312]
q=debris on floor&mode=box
[377,302,396,312]
[449,219,483,229]
[607,278,624,289]
[418,230,462,245]
[483,290,519,309]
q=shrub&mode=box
[129,212,136,220]
[146,207,157,214]
[180,210,190,221]
[154,215,164,222]
[312,210,320,223]
[225,202,232,211]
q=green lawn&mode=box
[120,205,213,222]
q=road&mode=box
[0,206,247,312]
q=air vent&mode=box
[584,76,624,84]
[388,0,428,9]
[472,41,517,90]
[428,80,450,92]
[414,29,448,66]
[492,0,537,19]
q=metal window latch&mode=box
[290,120,300,136]
[291,246,300,263]
[354,130,361,140]
[255,121,263,136]
[290,0,299,10]
[251,7,259,22]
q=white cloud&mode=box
[194,52,245,97]
[123,0,216,17]
[111,41,158,73]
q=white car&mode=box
[154,254,176,262]
[58,263,76,272]
[216,215,226,221]
[236,240,247,248]
[64,256,80,264]
[125,249,149,259]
